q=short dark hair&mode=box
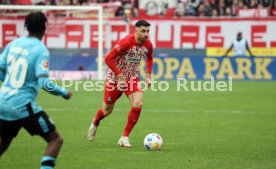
[135,20,151,27]
[25,12,47,34]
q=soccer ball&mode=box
[144,133,163,150]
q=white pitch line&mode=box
[45,108,244,114]
[203,110,242,113]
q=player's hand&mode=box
[63,91,72,100]
[117,73,126,82]
[117,73,127,91]
[145,73,152,88]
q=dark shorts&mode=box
[0,103,56,138]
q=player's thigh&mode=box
[0,119,22,139]
[22,111,56,136]
[0,136,13,152]
[127,92,144,108]
[103,81,123,105]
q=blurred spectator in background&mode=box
[224,7,232,16]
[197,3,206,16]
[123,8,131,22]
[0,0,12,4]
[208,0,219,9]
[175,0,197,17]
[160,0,169,16]
[260,0,272,7]
[249,0,258,8]
[131,0,139,17]
[230,0,239,16]
[78,65,84,71]
[202,0,213,16]
[238,0,246,9]
[2,0,276,17]
[174,0,185,16]
[189,0,201,9]
[211,8,219,16]
[224,0,232,8]
[224,32,255,57]
[243,0,250,7]
[218,0,225,16]
[271,0,276,15]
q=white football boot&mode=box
[87,120,97,141]
[118,136,132,148]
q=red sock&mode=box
[93,108,105,126]
[123,107,141,137]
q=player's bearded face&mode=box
[137,26,150,43]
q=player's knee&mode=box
[102,107,113,115]
[54,135,63,146]
[133,100,143,108]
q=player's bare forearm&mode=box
[224,44,233,57]
[145,52,153,88]
[116,73,127,91]
[145,72,152,88]
[117,73,126,82]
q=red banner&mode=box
[1,18,276,49]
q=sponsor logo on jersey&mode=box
[114,44,121,52]
[126,57,142,62]
[41,60,49,71]
[108,96,112,103]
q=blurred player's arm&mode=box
[37,77,72,99]
[36,49,72,100]
[105,41,129,81]
[0,45,10,82]
[145,42,153,87]
[224,43,233,57]
[246,41,255,57]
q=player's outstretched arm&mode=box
[105,51,121,76]
[145,42,153,87]
[223,44,233,57]
[38,77,72,100]
[246,41,255,57]
[0,44,9,82]
[105,40,129,76]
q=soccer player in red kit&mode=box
[87,20,153,147]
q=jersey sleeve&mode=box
[146,41,153,74]
[0,44,10,81]
[38,77,68,97]
[104,39,129,76]
[0,44,10,72]
[35,48,50,78]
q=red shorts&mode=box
[104,78,143,104]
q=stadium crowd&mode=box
[175,0,276,17]
[0,0,276,17]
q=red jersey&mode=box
[105,34,153,82]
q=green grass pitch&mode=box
[1,81,276,169]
